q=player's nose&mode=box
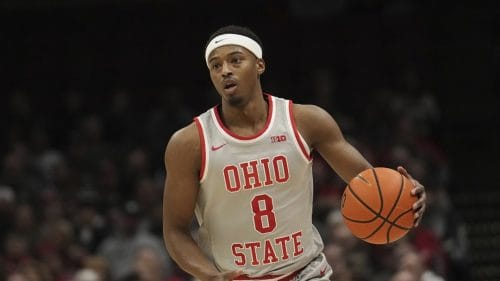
[221,61,232,76]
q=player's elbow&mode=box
[162,220,181,251]
[163,217,190,243]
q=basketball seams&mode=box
[342,168,415,243]
[368,169,407,243]
[355,168,388,241]
[386,175,415,241]
[342,186,378,223]
[343,168,383,219]
[383,173,406,243]
[372,168,384,215]
[388,209,414,231]
[344,184,379,221]
[343,184,410,231]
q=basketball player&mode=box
[162,25,426,281]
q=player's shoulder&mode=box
[291,103,334,124]
[164,122,202,175]
[165,122,200,155]
[291,103,340,147]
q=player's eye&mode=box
[211,63,221,70]
[231,57,242,64]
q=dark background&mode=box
[2,1,498,182]
[1,0,499,280]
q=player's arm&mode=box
[293,104,426,226]
[293,104,371,182]
[162,123,241,281]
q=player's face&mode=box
[207,45,265,106]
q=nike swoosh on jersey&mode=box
[211,143,227,151]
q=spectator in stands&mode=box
[98,201,171,280]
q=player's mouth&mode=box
[222,79,238,93]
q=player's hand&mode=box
[207,270,243,281]
[397,166,426,227]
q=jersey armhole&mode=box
[194,117,208,182]
[287,101,313,162]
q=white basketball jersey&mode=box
[194,95,324,277]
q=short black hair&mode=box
[206,25,263,49]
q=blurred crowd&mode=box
[1,0,495,279]
[0,74,470,281]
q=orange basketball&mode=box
[340,167,416,244]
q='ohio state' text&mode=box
[223,155,290,192]
[231,231,304,266]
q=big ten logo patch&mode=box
[271,135,287,143]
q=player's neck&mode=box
[219,92,268,132]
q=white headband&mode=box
[205,33,262,66]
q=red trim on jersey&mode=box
[193,118,206,181]
[213,94,274,140]
[288,101,312,161]
[234,268,301,281]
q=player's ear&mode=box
[256,58,265,75]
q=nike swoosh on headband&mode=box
[205,33,263,66]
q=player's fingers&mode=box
[414,204,426,227]
[412,188,426,210]
[398,166,422,190]
[413,191,426,227]
[410,182,425,196]
[397,166,426,227]
[397,166,413,180]
[414,215,422,227]
[413,199,425,213]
